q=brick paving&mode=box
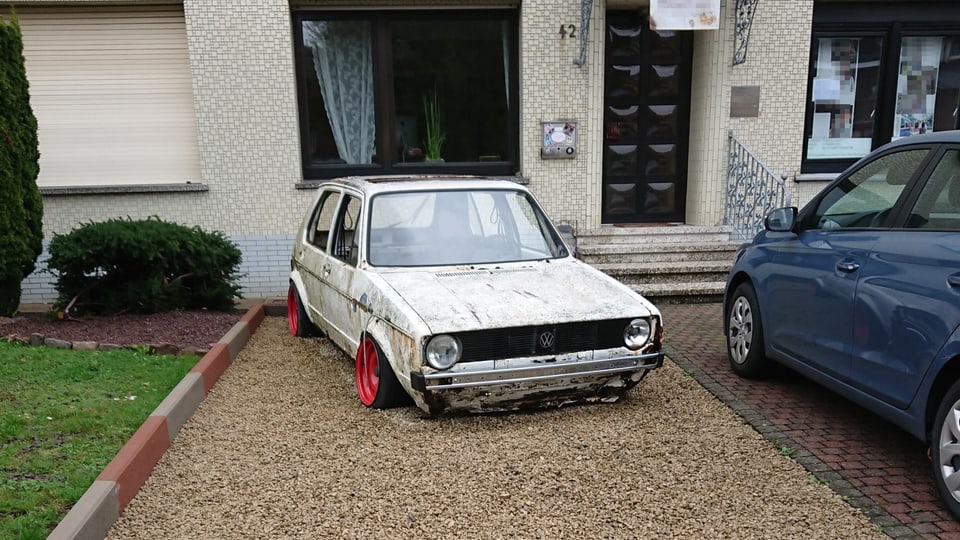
[659,303,960,540]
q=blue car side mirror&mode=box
[764,207,797,232]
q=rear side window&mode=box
[904,149,960,230]
[807,149,928,230]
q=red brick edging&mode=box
[47,303,267,540]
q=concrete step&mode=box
[578,242,740,264]
[577,225,734,245]
[632,281,727,305]
[593,260,731,286]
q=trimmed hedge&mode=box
[47,217,244,314]
[0,12,44,316]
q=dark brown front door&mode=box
[602,12,692,223]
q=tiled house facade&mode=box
[10,0,960,303]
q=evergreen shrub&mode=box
[46,217,243,314]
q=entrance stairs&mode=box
[574,225,740,304]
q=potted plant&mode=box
[422,90,446,161]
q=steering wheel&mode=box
[869,208,891,228]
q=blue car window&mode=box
[905,150,960,230]
[809,149,927,230]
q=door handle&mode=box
[948,275,960,287]
[836,260,860,273]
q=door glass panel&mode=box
[606,23,642,58]
[809,149,928,230]
[646,65,679,98]
[648,30,681,62]
[608,65,641,99]
[646,105,677,137]
[606,184,637,215]
[807,36,883,160]
[893,36,960,140]
[644,144,676,175]
[309,191,340,250]
[605,145,638,176]
[605,105,639,139]
[644,182,675,213]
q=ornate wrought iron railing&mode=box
[724,130,791,243]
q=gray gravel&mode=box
[107,318,883,539]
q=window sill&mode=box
[794,173,838,183]
[39,183,209,196]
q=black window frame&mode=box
[802,2,960,174]
[292,10,521,180]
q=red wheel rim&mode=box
[356,338,380,406]
[287,286,299,336]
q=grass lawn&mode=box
[0,340,198,539]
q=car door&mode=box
[318,192,365,355]
[850,145,960,409]
[763,147,928,382]
[295,188,342,332]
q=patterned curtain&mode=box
[303,21,376,164]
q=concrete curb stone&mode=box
[46,303,267,540]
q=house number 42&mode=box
[558,24,577,38]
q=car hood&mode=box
[376,259,658,334]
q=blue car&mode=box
[724,130,960,518]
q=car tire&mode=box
[931,379,960,519]
[287,284,319,338]
[726,281,770,378]
[355,336,405,409]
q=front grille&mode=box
[456,318,640,363]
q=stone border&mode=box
[46,303,267,540]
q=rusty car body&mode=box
[287,176,664,415]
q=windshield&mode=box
[368,189,568,266]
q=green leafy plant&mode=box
[422,89,446,161]
[46,216,243,315]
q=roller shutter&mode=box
[11,6,200,187]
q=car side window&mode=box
[904,150,960,230]
[808,149,927,230]
[331,195,362,266]
[308,190,340,251]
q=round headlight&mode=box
[426,335,461,370]
[624,319,651,350]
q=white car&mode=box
[288,176,664,415]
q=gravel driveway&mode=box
[107,318,883,539]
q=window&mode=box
[807,149,927,230]
[294,11,519,179]
[803,3,960,173]
[906,149,960,230]
[308,191,339,251]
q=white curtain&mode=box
[302,21,376,164]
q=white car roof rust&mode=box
[321,175,529,196]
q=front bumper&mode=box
[409,349,664,414]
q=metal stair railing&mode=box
[724,130,791,243]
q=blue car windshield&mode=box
[367,189,568,267]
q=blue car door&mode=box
[850,147,960,409]
[764,147,929,382]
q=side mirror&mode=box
[765,207,797,232]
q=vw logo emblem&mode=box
[538,331,556,349]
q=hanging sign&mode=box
[650,0,721,30]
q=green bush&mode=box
[46,217,243,314]
[0,12,44,316]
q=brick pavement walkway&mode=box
[659,303,960,540]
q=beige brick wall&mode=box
[688,0,814,226]
[518,0,606,231]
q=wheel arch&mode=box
[925,356,960,440]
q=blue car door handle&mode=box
[836,260,860,273]
[949,275,960,287]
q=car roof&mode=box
[883,129,960,150]
[318,175,531,196]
